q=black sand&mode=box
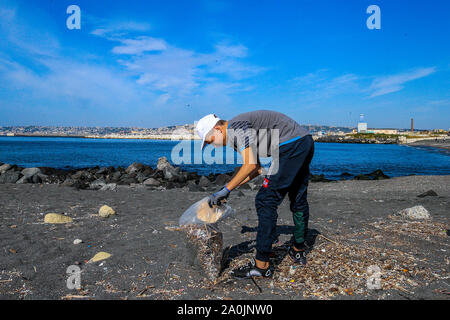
[0,175,449,300]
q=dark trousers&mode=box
[254,135,315,262]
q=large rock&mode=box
[99,205,115,218]
[398,205,431,220]
[353,174,371,181]
[368,169,390,180]
[156,156,172,171]
[143,177,161,186]
[44,213,73,224]
[0,171,20,183]
[156,157,181,181]
[135,172,148,183]
[198,176,211,187]
[163,166,180,181]
[0,163,11,174]
[310,174,332,182]
[71,170,93,180]
[215,174,231,186]
[99,183,117,191]
[125,162,144,174]
[96,167,111,175]
[16,176,30,184]
[89,179,106,190]
[111,171,122,181]
[32,174,44,183]
[62,177,76,186]
[21,167,41,179]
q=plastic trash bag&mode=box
[179,197,235,226]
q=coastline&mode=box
[406,139,450,152]
[3,134,449,146]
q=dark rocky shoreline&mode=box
[0,157,390,192]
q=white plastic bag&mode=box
[179,197,235,226]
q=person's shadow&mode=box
[220,225,320,273]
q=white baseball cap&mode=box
[195,114,221,150]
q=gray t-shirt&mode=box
[226,110,310,157]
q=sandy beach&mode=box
[407,139,450,153]
[0,174,448,300]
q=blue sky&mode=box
[0,0,449,129]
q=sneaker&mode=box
[288,246,307,265]
[230,258,273,279]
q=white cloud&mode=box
[112,36,167,55]
[0,3,265,125]
[214,43,248,57]
[291,67,437,101]
[90,21,151,37]
[291,70,361,101]
[368,67,436,98]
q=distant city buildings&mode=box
[356,114,399,135]
[0,122,446,139]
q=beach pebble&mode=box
[89,252,111,263]
[44,213,73,224]
[417,189,438,198]
[289,266,297,276]
[89,179,106,189]
[99,183,117,191]
[99,205,115,218]
[143,177,161,186]
[73,239,83,245]
[398,205,431,220]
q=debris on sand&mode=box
[99,205,115,218]
[370,215,448,239]
[214,215,448,299]
[397,205,431,220]
[44,213,73,224]
[180,225,224,281]
[89,252,111,263]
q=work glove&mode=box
[208,186,230,207]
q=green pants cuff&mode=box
[293,211,305,243]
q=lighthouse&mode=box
[357,114,368,133]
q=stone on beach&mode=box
[0,171,20,183]
[417,190,438,198]
[215,174,231,186]
[16,176,30,184]
[0,163,12,174]
[99,205,115,218]
[44,213,73,224]
[397,205,431,220]
[143,177,161,186]
[89,252,111,263]
[21,167,41,179]
[125,162,144,174]
[99,183,117,191]
[156,157,180,181]
[198,176,211,187]
[89,179,106,190]
[156,156,172,171]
